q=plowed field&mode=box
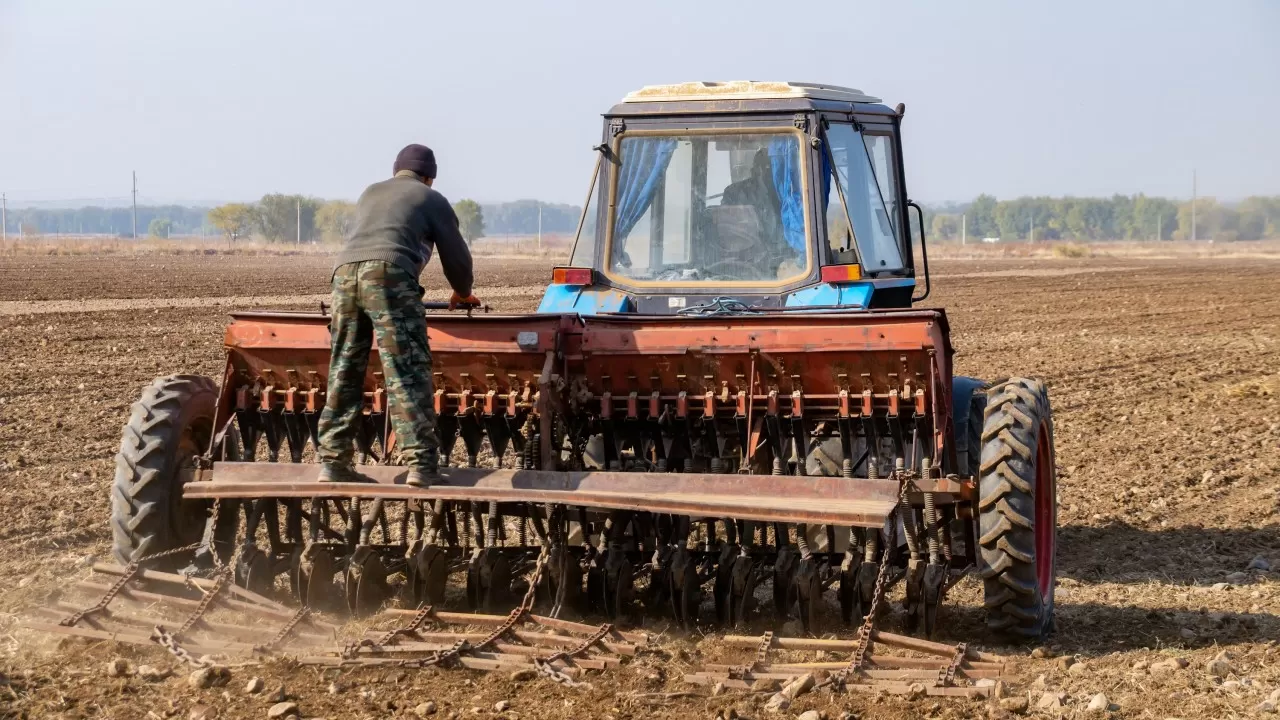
[1,253,1277,719]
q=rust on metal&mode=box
[184,462,899,528]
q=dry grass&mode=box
[1051,242,1093,258]
[1225,375,1280,398]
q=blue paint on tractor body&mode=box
[537,284,633,314]
[538,277,916,316]
[784,283,874,309]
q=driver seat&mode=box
[707,205,767,259]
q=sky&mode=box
[1,0,1277,207]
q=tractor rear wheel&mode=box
[112,374,220,568]
[977,378,1057,638]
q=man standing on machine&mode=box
[316,143,478,488]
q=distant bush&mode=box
[1051,243,1092,258]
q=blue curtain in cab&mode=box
[614,138,678,242]
[768,136,806,252]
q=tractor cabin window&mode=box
[608,132,810,284]
[825,124,904,272]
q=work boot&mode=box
[406,466,440,488]
[317,463,362,483]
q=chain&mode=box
[399,639,470,669]
[207,498,225,572]
[255,606,312,654]
[756,630,774,666]
[539,622,612,666]
[937,641,967,687]
[373,604,436,647]
[150,625,212,667]
[143,542,205,564]
[175,572,229,637]
[60,564,140,627]
[521,546,551,612]
[835,477,910,685]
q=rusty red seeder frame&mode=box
[202,307,972,528]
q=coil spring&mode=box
[486,500,499,547]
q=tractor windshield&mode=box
[607,132,810,285]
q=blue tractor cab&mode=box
[538,81,929,316]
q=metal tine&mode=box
[281,411,307,463]
[234,408,262,461]
[259,408,284,462]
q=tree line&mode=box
[1,205,211,237]
[922,195,1280,243]
[206,195,488,245]
[8,194,1279,244]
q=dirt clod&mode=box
[1151,658,1190,673]
[510,669,537,682]
[106,658,131,678]
[1087,693,1111,712]
[267,701,299,719]
[137,665,170,682]
[779,673,814,701]
[1036,692,1066,710]
[245,677,265,694]
[998,696,1029,714]
[415,701,438,716]
[187,666,229,690]
[763,694,790,713]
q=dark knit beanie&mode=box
[393,144,437,179]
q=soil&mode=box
[0,253,1277,720]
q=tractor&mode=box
[111,81,1057,641]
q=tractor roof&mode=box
[621,81,881,104]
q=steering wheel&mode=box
[703,258,771,281]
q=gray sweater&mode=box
[335,173,473,296]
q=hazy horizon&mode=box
[2,1,1277,208]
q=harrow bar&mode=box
[684,631,1004,700]
[183,462,900,528]
[24,561,643,683]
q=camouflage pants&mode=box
[316,261,439,469]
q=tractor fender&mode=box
[951,376,987,477]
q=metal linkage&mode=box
[256,606,313,653]
[176,572,229,637]
[938,642,967,688]
[58,542,204,628]
[151,625,212,668]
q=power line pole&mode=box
[536,202,542,252]
[1191,169,1197,242]
[131,171,138,239]
[296,198,302,245]
[1157,214,1161,242]
[961,214,966,245]
[1029,216,1034,244]
[2,193,7,251]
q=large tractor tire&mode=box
[112,374,222,567]
[977,378,1057,638]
